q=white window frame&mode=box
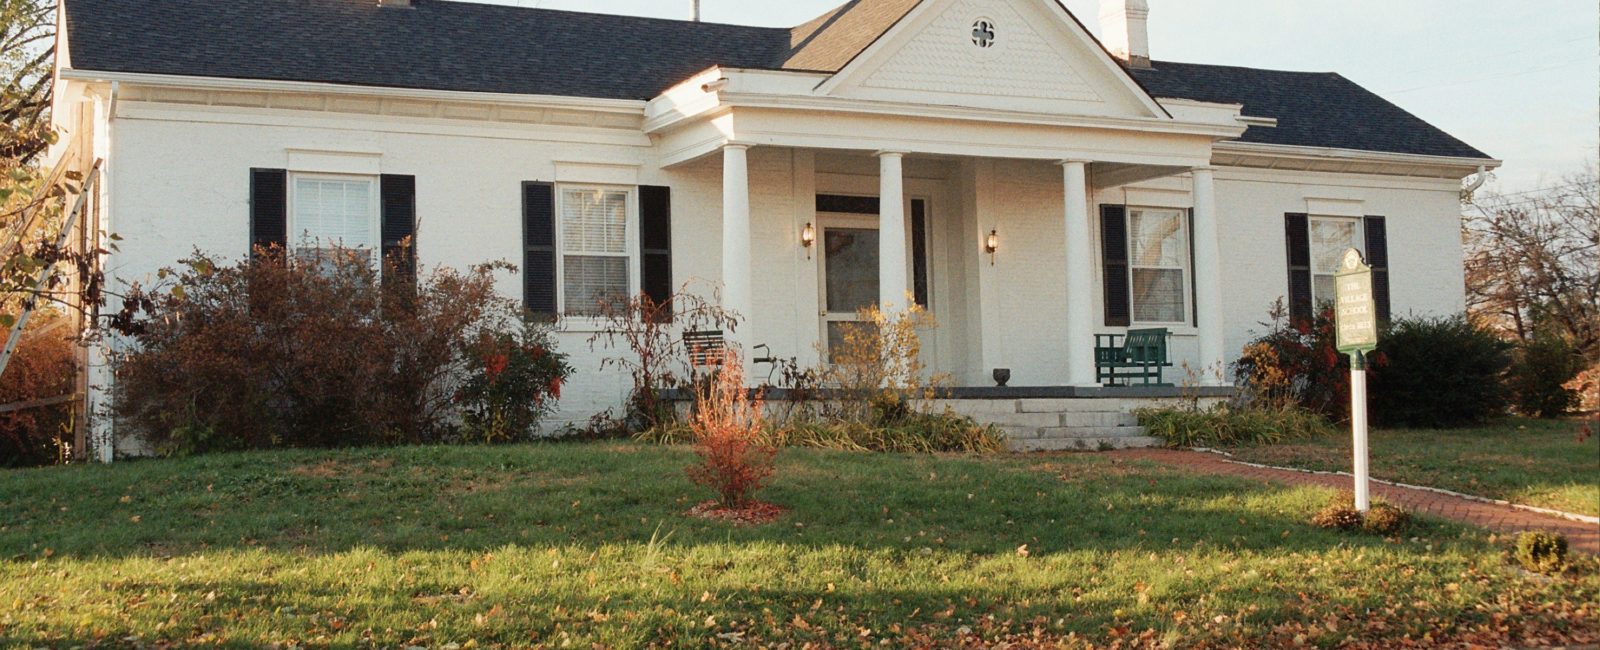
[286,172,382,268]
[554,183,640,317]
[1308,215,1365,308]
[1125,206,1192,327]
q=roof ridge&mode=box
[413,0,791,31]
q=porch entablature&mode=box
[647,67,1249,168]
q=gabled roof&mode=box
[1131,62,1492,160]
[780,0,922,72]
[62,0,791,101]
[61,0,1493,161]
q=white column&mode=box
[1060,160,1096,386]
[721,144,753,348]
[877,151,909,313]
[1191,166,1226,384]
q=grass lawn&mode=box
[1225,417,1600,517]
[2,443,1596,648]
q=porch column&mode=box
[1192,166,1226,384]
[878,151,909,313]
[1060,160,1097,386]
[721,144,753,348]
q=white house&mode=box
[50,0,1497,452]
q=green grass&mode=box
[1225,417,1600,516]
[2,443,1595,648]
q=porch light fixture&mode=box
[985,229,999,265]
[801,222,816,259]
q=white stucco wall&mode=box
[94,94,1471,433]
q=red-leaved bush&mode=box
[0,312,76,467]
[686,350,776,508]
[112,248,569,454]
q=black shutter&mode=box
[1364,215,1392,325]
[380,174,417,285]
[249,168,287,261]
[1188,208,1198,327]
[522,182,557,318]
[640,185,673,322]
[1101,204,1131,327]
[911,199,929,309]
[1284,213,1313,324]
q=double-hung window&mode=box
[558,185,636,316]
[1309,216,1364,307]
[289,173,380,271]
[1127,207,1190,324]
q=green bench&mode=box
[1094,328,1174,386]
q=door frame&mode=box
[815,212,883,359]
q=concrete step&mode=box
[1000,425,1148,440]
[1015,399,1130,414]
[1008,436,1162,452]
[981,411,1139,429]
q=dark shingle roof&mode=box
[62,0,1492,160]
[1131,61,1492,159]
[63,0,791,100]
[781,0,922,72]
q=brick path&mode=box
[1109,448,1599,555]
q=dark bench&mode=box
[1094,328,1174,386]
[682,330,780,381]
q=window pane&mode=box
[823,228,879,313]
[1132,268,1185,323]
[1311,219,1358,274]
[562,189,628,254]
[563,255,628,315]
[293,178,374,252]
[1129,210,1185,268]
[1313,274,1336,309]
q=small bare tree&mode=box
[1463,162,1599,363]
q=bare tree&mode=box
[0,0,53,164]
[1463,162,1600,362]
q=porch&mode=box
[649,65,1251,391]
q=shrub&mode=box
[456,323,574,443]
[821,302,949,426]
[1310,492,1411,535]
[1361,502,1413,535]
[782,412,1006,453]
[1506,336,1585,418]
[1235,301,1349,420]
[113,249,562,454]
[1137,403,1336,448]
[587,288,739,433]
[1514,531,1569,574]
[1310,495,1364,532]
[0,311,76,467]
[685,350,776,508]
[1368,316,1511,428]
[638,410,1005,454]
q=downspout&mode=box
[89,80,118,463]
[1460,165,1489,203]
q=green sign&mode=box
[1334,248,1379,354]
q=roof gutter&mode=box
[1215,140,1502,173]
[58,68,649,115]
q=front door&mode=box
[818,218,879,361]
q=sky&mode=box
[487,0,1598,194]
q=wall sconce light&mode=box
[985,229,999,265]
[801,222,817,259]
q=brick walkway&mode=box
[1109,448,1599,555]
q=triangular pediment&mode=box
[819,0,1166,119]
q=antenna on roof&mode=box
[691,0,701,22]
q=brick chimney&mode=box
[1099,0,1151,69]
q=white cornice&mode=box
[1214,141,1500,177]
[650,91,1245,139]
[58,69,649,115]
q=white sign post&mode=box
[1334,249,1379,512]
